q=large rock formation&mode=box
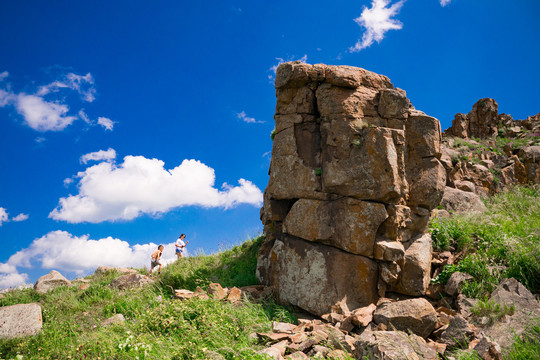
[257,62,446,316]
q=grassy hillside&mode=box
[431,185,540,298]
[0,237,296,360]
[0,187,539,359]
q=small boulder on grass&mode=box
[208,283,229,300]
[0,303,42,339]
[34,270,71,294]
[102,314,125,327]
[110,273,153,290]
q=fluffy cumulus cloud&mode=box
[0,208,7,226]
[50,155,263,223]
[440,0,451,6]
[80,148,117,164]
[350,0,405,52]
[15,93,77,131]
[0,230,179,288]
[0,71,113,132]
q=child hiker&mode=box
[175,234,189,259]
[149,244,164,275]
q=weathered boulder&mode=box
[372,298,438,338]
[354,330,438,360]
[258,62,445,314]
[110,273,153,290]
[445,271,473,297]
[439,315,475,348]
[391,234,432,296]
[282,198,388,258]
[266,238,378,316]
[34,270,71,294]
[441,186,486,214]
[483,278,540,348]
[0,303,42,339]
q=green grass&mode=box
[505,322,540,359]
[0,236,299,360]
[430,185,540,298]
[470,299,515,326]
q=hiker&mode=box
[149,244,164,275]
[175,234,189,259]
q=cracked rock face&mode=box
[257,62,445,316]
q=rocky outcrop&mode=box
[440,99,539,203]
[34,270,71,294]
[0,303,42,339]
[258,62,445,316]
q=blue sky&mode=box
[1,0,539,288]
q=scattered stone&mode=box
[426,339,447,355]
[34,270,71,294]
[373,298,438,338]
[473,336,503,360]
[258,339,288,360]
[285,351,309,360]
[483,278,540,348]
[208,283,229,300]
[441,187,487,214]
[102,314,125,327]
[0,303,42,339]
[258,332,291,342]
[94,266,137,276]
[175,289,195,299]
[354,330,438,360]
[226,287,242,302]
[110,273,153,290]
[326,349,350,360]
[287,338,317,352]
[273,321,297,334]
[78,283,90,291]
[445,271,473,296]
[350,303,377,327]
[307,345,331,359]
[456,294,479,319]
[440,315,475,348]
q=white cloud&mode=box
[97,117,114,131]
[80,148,117,164]
[0,231,179,288]
[0,273,29,289]
[50,156,263,223]
[35,137,46,144]
[440,0,451,6]
[12,213,29,222]
[37,72,95,103]
[0,88,16,106]
[268,54,308,79]
[349,0,405,52]
[15,93,77,131]
[0,71,110,132]
[237,111,262,124]
[0,208,7,226]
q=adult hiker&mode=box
[149,244,164,275]
[175,234,189,259]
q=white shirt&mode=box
[175,238,185,248]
